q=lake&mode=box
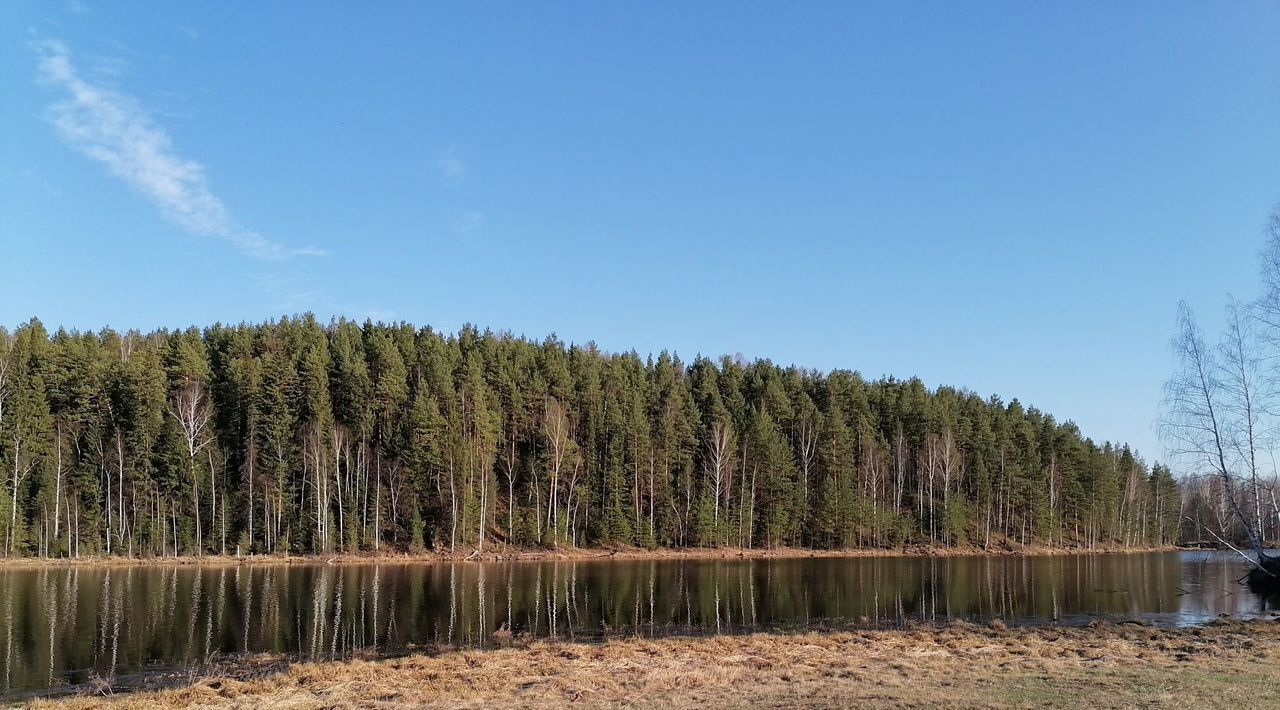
[0,551,1273,697]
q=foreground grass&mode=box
[31,620,1280,709]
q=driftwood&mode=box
[1182,515,1273,574]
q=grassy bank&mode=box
[30,619,1280,709]
[0,543,1182,569]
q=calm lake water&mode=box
[0,551,1273,696]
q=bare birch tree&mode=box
[1161,302,1265,564]
[170,380,214,555]
[542,398,575,547]
[1218,297,1269,546]
[706,419,734,536]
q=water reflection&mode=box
[0,551,1270,695]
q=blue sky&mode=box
[3,1,1279,462]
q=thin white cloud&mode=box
[66,1,90,15]
[32,39,323,261]
[177,25,198,40]
[436,148,467,183]
[453,211,485,235]
[88,55,129,78]
[255,273,394,322]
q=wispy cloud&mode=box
[436,147,467,183]
[453,210,485,235]
[32,39,323,261]
[66,1,90,15]
[255,274,395,322]
[177,25,199,40]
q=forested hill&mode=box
[0,316,1179,558]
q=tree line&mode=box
[0,316,1181,558]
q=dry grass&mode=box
[28,620,1280,709]
[0,543,1179,570]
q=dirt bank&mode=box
[0,543,1182,569]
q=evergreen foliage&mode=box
[0,316,1178,557]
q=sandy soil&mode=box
[27,619,1280,709]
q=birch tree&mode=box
[1161,302,1265,563]
[170,373,214,554]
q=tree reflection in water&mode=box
[0,551,1273,696]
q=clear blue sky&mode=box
[3,1,1279,463]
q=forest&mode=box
[0,316,1182,558]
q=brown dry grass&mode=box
[28,620,1280,709]
[0,543,1180,570]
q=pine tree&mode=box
[0,315,1176,558]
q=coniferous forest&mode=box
[0,316,1182,559]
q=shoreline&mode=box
[29,619,1280,708]
[0,543,1186,569]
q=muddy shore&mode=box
[0,543,1183,569]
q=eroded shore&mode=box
[28,619,1280,709]
[0,543,1182,569]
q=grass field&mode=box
[29,619,1280,709]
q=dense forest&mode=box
[0,316,1181,559]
